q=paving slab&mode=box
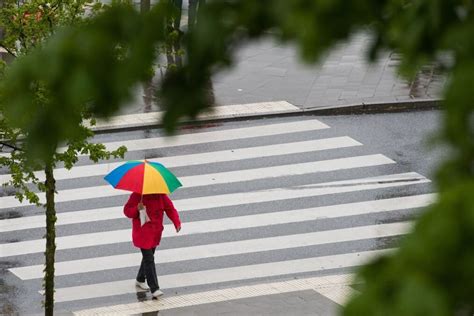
[149,290,339,316]
[212,34,444,110]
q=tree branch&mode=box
[0,140,22,152]
[0,42,16,57]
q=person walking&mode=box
[124,192,181,299]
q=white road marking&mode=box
[1,193,434,257]
[10,222,411,280]
[88,119,330,153]
[176,172,429,213]
[0,136,361,184]
[51,249,391,303]
[0,118,328,161]
[0,153,394,210]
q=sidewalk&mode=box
[119,33,444,119]
[213,34,445,109]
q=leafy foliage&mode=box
[0,0,473,314]
[0,0,100,56]
[0,0,126,202]
[0,0,126,314]
[1,2,170,160]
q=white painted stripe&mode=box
[0,193,434,257]
[0,171,427,233]
[184,154,395,187]
[83,119,329,153]
[51,249,391,303]
[0,153,393,210]
[0,136,361,183]
[177,172,429,212]
[0,206,120,232]
[11,222,411,280]
[73,274,355,315]
[0,119,328,161]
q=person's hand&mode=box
[176,225,181,233]
[137,202,145,210]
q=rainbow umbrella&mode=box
[104,160,182,194]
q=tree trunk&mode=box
[188,0,215,107]
[0,0,4,62]
[166,0,183,70]
[43,163,56,316]
[172,0,183,68]
[140,0,150,14]
[188,0,198,29]
[141,0,153,112]
[204,75,215,106]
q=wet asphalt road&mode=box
[0,110,446,314]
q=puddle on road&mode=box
[374,235,403,250]
[0,261,21,315]
[0,210,23,220]
[0,186,17,197]
[136,291,148,302]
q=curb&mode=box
[92,99,441,134]
[303,99,440,115]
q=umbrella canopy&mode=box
[104,160,182,194]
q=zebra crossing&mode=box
[0,116,434,314]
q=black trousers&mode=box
[136,247,159,292]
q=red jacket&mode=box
[124,193,181,249]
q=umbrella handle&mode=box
[140,194,144,204]
[138,194,144,211]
